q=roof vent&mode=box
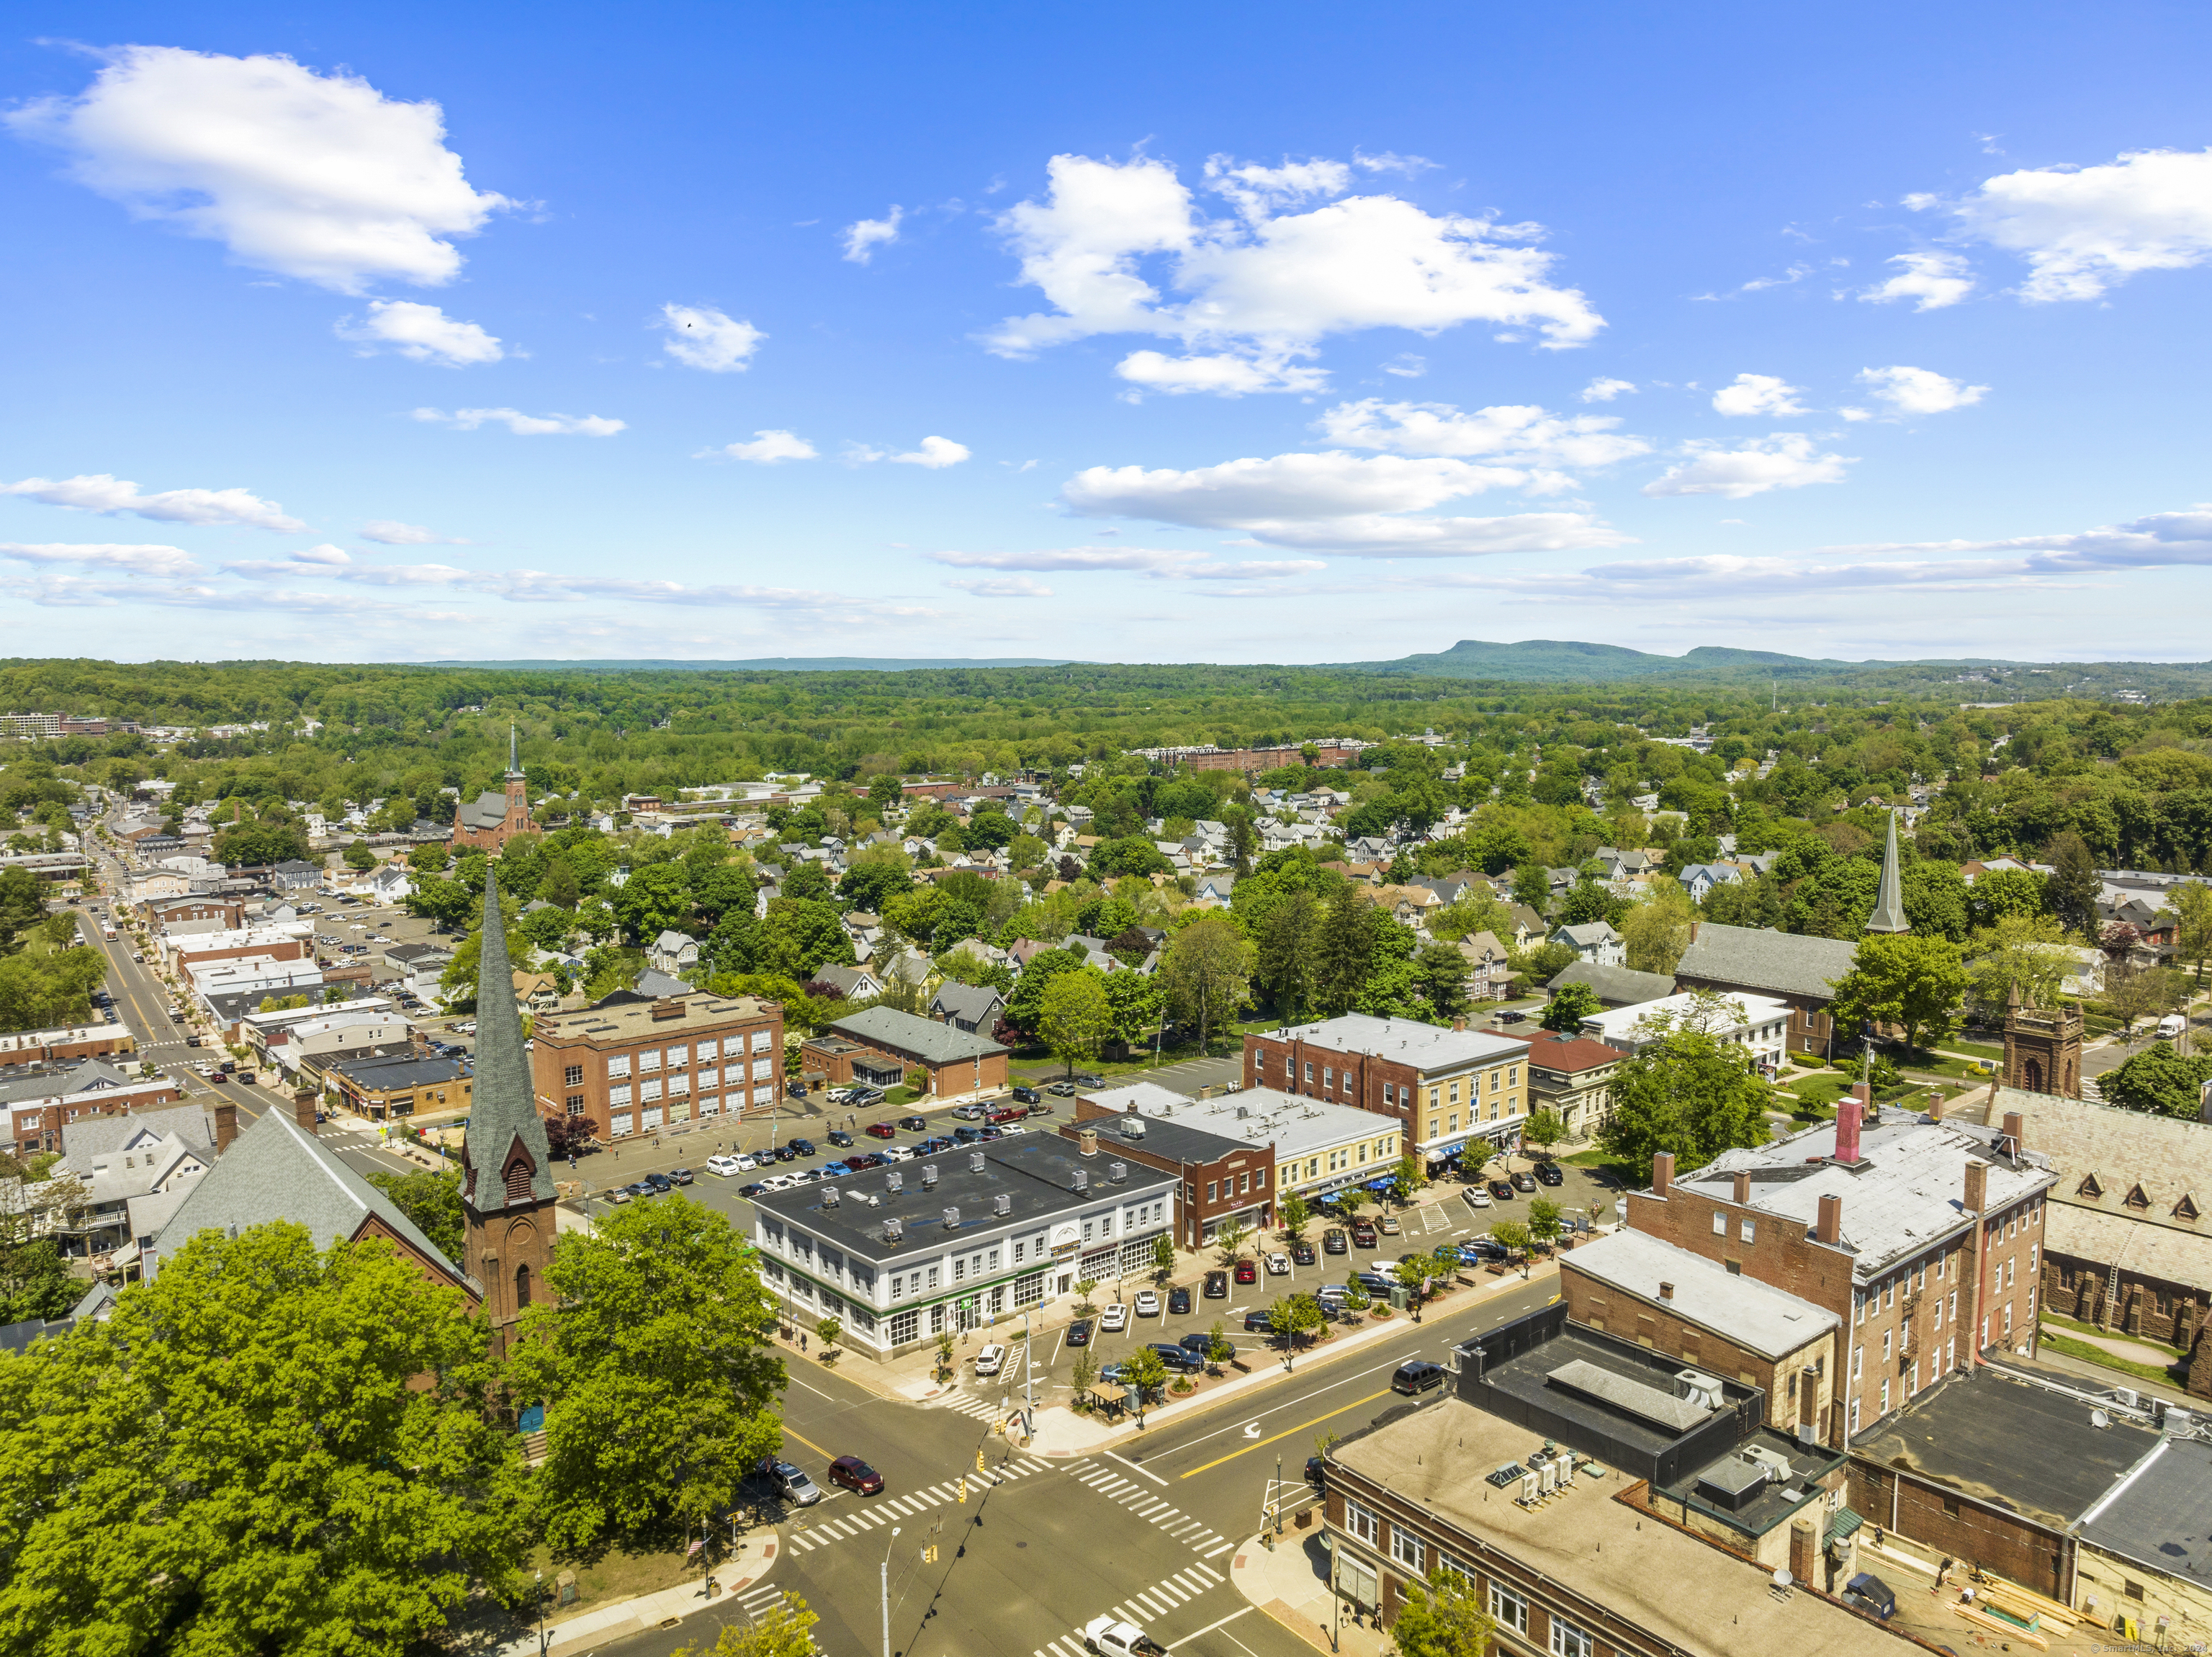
[994,1193,1012,1216]
[1236,1105,1249,1119]
[943,1205,961,1229]
[649,998,685,1021]
[1072,1168,1088,1193]
[970,1151,986,1173]
[884,1216,904,1241]
[886,1170,903,1192]
[1109,1161,1127,1184]
[822,1187,840,1207]
[922,1164,938,1187]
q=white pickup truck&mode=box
[1083,1617,1166,1657]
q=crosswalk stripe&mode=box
[793,1534,817,1550]
[1204,1541,1233,1558]
[1195,1563,1223,1584]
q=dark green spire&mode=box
[1865,807,1910,935]
[462,862,557,1213]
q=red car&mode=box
[1233,1259,1258,1285]
[865,1122,897,1139]
[829,1455,884,1495]
[986,1105,1026,1126]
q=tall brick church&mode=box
[453,724,538,853]
[459,866,559,1355]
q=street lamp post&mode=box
[881,1526,902,1657]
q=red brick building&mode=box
[1068,1082,1277,1247]
[801,1005,1008,1103]
[1244,1012,1529,1167]
[453,728,538,853]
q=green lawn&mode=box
[2039,1330,2185,1388]
[1948,1038,2005,1061]
[2042,1308,2187,1360]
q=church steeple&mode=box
[459,863,557,1351]
[507,720,520,778]
[1865,807,1910,934]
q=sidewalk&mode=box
[1231,1529,1380,1657]
[485,1531,780,1657]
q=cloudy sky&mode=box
[4,4,2211,665]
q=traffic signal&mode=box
[976,1448,986,1473]
[922,1545,938,1564]
[957,1478,967,1504]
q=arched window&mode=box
[2023,1058,2045,1094]
[515,1262,532,1308]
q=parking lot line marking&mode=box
[1107,1450,1167,1486]
[1179,1389,1393,1478]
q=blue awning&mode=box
[1365,1178,1395,1190]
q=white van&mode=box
[2157,1014,2188,1041]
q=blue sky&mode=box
[4,2,2211,665]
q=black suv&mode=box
[1148,1341,1204,1373]
[1203,1270,1229,1298]
[1167,1286,1192,1315]
[787,1137,817,1158]
[1392,1360,1448,1396]
[827,1128,854,1147]
[1533,1161,1564,1186]
[1323,1229,1348,1254]
[1011,1085,1041,1105]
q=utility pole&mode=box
[881,1526,902,1657]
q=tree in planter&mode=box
[814,1316,842,1366]
[1070,1348,1099,1406]
[1205,1320,1233,1375]
[1280,1191,1311,1243]
[1389,1566,1497,1657]
[1341,1272,1372,1316]
[1521,1107,1568,1157]
[1491,1218,1532,1274]
[1336,1186,1371,1227]
[934,1328,956,1381]
[1213,1221,1249,1270]
[1123,1344,1169,1425]
[1074,1277,1100,1316]
[1151,1231,1176,1281]
[1393,1254,1439,1321]
[1527,1197,1563,1253]
[1393,1153,1426,1205]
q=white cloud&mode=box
[412,408,624,436]
[891,436,970,469]
[1642,434,1854,498]
[983,152,1602,395]
[930,546,1325,580]
[657,304,764,372]
[1711,374,1809,417]
[945,575,1053,598]
[1115,351,1327,396]
[842,206,904,263]
[0,472,304,530]
[0,541,202,577]
[1911,148,2212,302]
[707,430,819,464]
[1060,450,1629,557]
[337,299,504,365]
[1382,354,1426,378]
[222,544,354,578]
[1580,377,1636,403]
[1858,251,1976,310]
[1314,398,1650,475]
[6,45,508,292]
[1856,364,1988,416]
[360,519,468,545]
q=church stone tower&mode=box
[2002,980,2083,1098]
[459,864,559,1354]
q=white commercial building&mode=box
[1581,989,1791,1076]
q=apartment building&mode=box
[1580,988,1791,1077]
[530,992,784,1141]
[1244,1012,1529,1167]
[1069,1082,1276,1247]
[1082,1083,1400,1209]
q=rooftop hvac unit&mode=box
[886,1170,903,1192]
[1676,1368,1726,1411]
[1538,1462,1559,1493]
[822,1187,840,1207]
[969,1151,986,1173]
[1072,1169,1088,1193]
[884,1217,904,1241]
[1119,1116,1146,1139]
[943,1205,961,1229]
[922,1165,938,1187]
[2168,1408,2195,1436]
[994,1193,1011,1216]
[1740,1445,1793,1482]
[1518,1470,1539,1503]
[2113,1387,2141,1409]
[1109,1161,1126,1185]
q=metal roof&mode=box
[1676,921,1858,1002]
[1565,1229,1837,1360]
[1270,1012,1525,1074]
[826,1004,1007,1065]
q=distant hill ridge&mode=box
[1357,638,2025,683]
[428,657,1079,672]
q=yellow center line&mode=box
[1178,1389,1393,1478]
[781,1422,837,1462]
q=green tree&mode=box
[1314,886,1379,1015]
[364,1167,465,1262]
[1151,1232,1176,1280]
[1414,939,1472,1024]
[1966,912,2072,1012]
[1004,946,1084,1036]
[611,862,693,942]
[1101,966,1165,1049]
[1393,1152,1426,1202]
[1205,1321,1233,1373]
[2175,881,2212,987]
[1388,1566,1498,1657]
[1279,1191,1311,1241]
[1491,1217,1532,1257]
[1157,915,1253,1054]
[1619,883,1696,975]
[1527,1196,1563,1249]
[0,1221,527,1655]
[1255,888,1320,1020]
[1967,866,2047,930]
[1595,1008,1773,1182]
[1391,1254,1437,1319]
[1522,1106,1567,1155]
[1540,980,1602,1033]
[1123,1344,1169,1419]
[1340,1271,1371,1315]
[2101,1042,2212,1117]
[342,840,377,871]
[2045,830,2100,937]
[405,871,475,930]
[0,1172,82,1324]
[1268,1293,1326,1367]
[508,1194,785,1559]
[1829,933,1971,1055]
[1213,1219,1249,1267]
[1073,1277,1100,1315]
[211,816,311,867]
[813,1316,842,1366]
[756,897,854,980]
[671,1595,822,1657]
[1040,969,1111,1078]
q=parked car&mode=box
[951,1102,989,1120]
[1323,1229,1348,1254]
[707,1154,745,1177]
[1511,1169,1537,1193]
[1046,1079,1076,1096]
[1167,1286,1192,1314]
[758,1459,823,1506]
[1291,1241,1316,1266]
[1391,1362,1449,1396]
[866,1121,897,1139]
[737,1182,768,1198]
[898,1115,930,1132]
[787,1137,817,1157]
[1233,1259,1258,1285]
[1350,1222,1377,1247]
[952,1126,984,1145]
[786,1081,808,1098]
[819,1162,852,1178]
[917,1135,956,1155]
[1066,1319,1094,1347]
[1071,1071,1107,1088]
[1305,1455,1326,1491]
[1494,1009,1527,1024]
[1204,1269,1228,1298]
[1465,1187,1493,1208]
[1488,1179,1516,1201]
[1264,1252,1290,1275]
[670,1166,695,1185]
[974,1343,1006,1377]
[829,1455,884,1495]
[882,1144,916,1162]
[827,1128,854,1147]
[845,1153,883,1172]
[1178,1332,1212,1358]
[1133,1289,1160,1317]
[1011,1085,1041,1105]
[1242,1309,1276,1334]
[1148,1341,1202,1373]
[1533,1161,1564,1186]
[1377,1215,1401,1236]
[642,1172,674,1193]
[607,1185,634,1204]
[1100,1303,1128,1332]
[986,1105,1026,1126]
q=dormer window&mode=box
[2125,1184,2151,1211]
[2177,1194,2200,1221]
[2077,1174,2103,1199]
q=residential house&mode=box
[928,980,1006,1034]
[1581,989,1791,1076]
[513,972,562,1015]
[1455,930,1512,1002]
[647,930,700,977]
[1547,960,1678,1009]
[1498,1028,1622,1143]
[1549,920,1624,967]
[1677,861,1742,905]
[810,962,884,1001]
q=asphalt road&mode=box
[584,1275,1560,1657]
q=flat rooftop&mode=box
[1095,1084,1395,1160]
[1566,1229,1837,1360]
[2076,1432,2212,1581]
[753,1138,1177,1265]
[1849,1366,2159,1528]
[538,994,775,1044]
[1268,1012,1524,1074]
[1332,1398,1915,1657]
[1468,1314,1745,1468]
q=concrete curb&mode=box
[503,1534,780,1657]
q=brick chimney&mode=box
[1077,1127,1098,1157]
[1688,920,1701,944]
[212,1100,238,1153]
[1964,1159,1987,1215]
[1653,1150,1674,1199]
[1926,1092,1946,1123]
[1815,1193,1843,1244]
[1789,1519,1817,1591]
[2001,1110,2025,1158]
[293,1085,319,1135]
[1658,1280,1675,1302]
[1452,1016,1467,1031]
[1732,1171,1751,1205]
[1834,1096,1863,1165]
